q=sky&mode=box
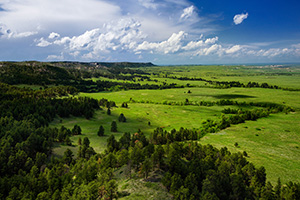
[0,0,300,65]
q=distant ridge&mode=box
[51,61,156,68]
[0,61,155,85]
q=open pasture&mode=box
[52,65,300,185]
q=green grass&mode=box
[82,87,300,109]
[50,102,223,154]
[143,65,300,89]
[51,65,300,186]
[201,112,300,185]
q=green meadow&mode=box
[51,65,300,185]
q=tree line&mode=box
[168,75,300,90]
[129,98,294,113]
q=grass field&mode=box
[51,65,300,185]
[201,112,300,184]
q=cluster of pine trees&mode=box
[105,131,300,199]
[0,83,121,199]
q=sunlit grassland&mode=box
[88,76,166,86]
[51,65,300,185]
[142,65,300,77]
[51,102,224,153]
[201,112,300,185]
[143,65,300,89]
[83,87,300,109]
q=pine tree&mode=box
[72,124,82,135]
[107,108,111,115]
[83,137,90,147]
[98,125,105,136]
[111,121,117,132]
[118,113,126,122]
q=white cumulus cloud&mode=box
[136,31,187,54]
[233,13,248,25]
[49,32,60,39]
[225,45,242,54]
[36,38,52,47]
[180,5,195,20]
[40,18,147,59]
[205,36,218,44]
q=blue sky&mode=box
[0,0,300,65]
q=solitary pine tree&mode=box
[111,121,117,132]
[110,121,118,132]
[98,125,105,136]
[118,113,126,122]
[121,102,128,108]
[72,124,82,135]
[107,108,111,115]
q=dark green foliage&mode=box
[234,142,239,147]
[111,121,117,132]
[140,158,152,179]
[118,113,126,122]
[102,153,117,169]
[0,68,132,199]
[131,130,149,147]
[151,127,198,145]
[83,137,90,147]
[116,149,129,167]
[107,108,111,115]
[99,98,116,108]
[107,135,119,152]
[104,180,118,200]
[77,137,95,159]
[72,124,82,135]
[129,145,144,170]
[0,62,76,85]
[63,149,74,165]
[119,132,131,150]
[121,102,128,108]
[98,125,105,136]
[65,136,72,146]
